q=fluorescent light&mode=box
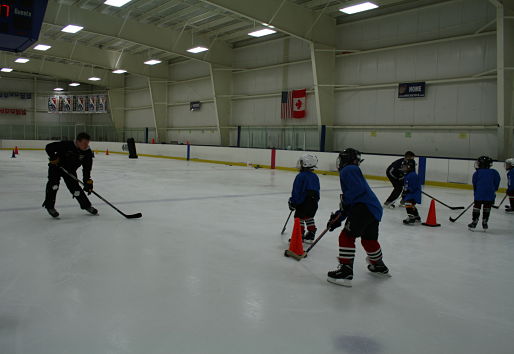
[104,0,133,7]
[34,44,52,51]
[261,23,275,29]
[187,46,208,54]
[1,68,13,72]
[61,25,84,34]
[15,58,30,63]
[248,28,277,37]
[340,2,378,14]
[69,82,81,87]
[88,77,101,81]
[112,69,127,74]
[54,87,64,91]
[144,59,161,65]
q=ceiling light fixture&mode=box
[1,68,13,72]
[54,87,64,91]
[61,25,84,34]
[248,28,277,37]
[144,59,161,65]
[69,83,81,87]
[104,0,133,7]
[187,46,208,54]
[15,58,30,63]
[112,69,127,74]
[33,44,52,51]
[88,77,101,81]
[340,2,378,14]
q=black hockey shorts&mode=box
[344,203,379,241]
[294,197,318,219]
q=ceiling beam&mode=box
[0,52,122,88]
[198,0,336,46]
[24,38,169,79]
[44,0,234,67]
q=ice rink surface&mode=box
[0,150,513,354]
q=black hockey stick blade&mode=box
[125,212,143,219]
[449,202,473,223]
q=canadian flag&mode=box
[292,89,306,118]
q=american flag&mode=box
[281,91,293,119]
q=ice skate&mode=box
[84,206,98,215]
[403,215,421,225]
[45,207,59,218]
[506,206,513,213]
[367,259,391,277]
[482,220,488,231]
[468,220,478,230]
[383,202,395,209]
[327,264,353,287]
[303,230,315,244]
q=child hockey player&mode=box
[42,132,98,218]
[326,148,390,287]
[384,151,416,208]
[469,156,501,230]
[288,154,320,243]
[401,159,422,225]
[505,158,514,213]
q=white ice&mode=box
[0,150,513,354]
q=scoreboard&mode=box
[0,0,48,53]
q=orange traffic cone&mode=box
[14,146,19,155]
[105,148,109,155]
[11,149,16,158]
[422,199,441,227]
[284,218,306,260]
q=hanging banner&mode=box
[48,96,58,113]
[75,96,86,113]
[62,96,73,112]
[88,96,97,113]
[0,108,27,116]
[97,94,107,113]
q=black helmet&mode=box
[337,148,363,170]
[475,156,493,169]
[401,159,416,173]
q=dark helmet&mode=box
[401,159,416,173]
[337,148,363,170]
[475,156,493,169]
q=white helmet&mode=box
[506,158,514,170]
[297,154,318,169]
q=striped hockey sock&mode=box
[361,240,383,264]
[338,231,355,265]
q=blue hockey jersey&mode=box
[339,165,383,222]
[507,169,514,193]
[290,171,320,205]
[472,168,501,201]
[403,171,422,204]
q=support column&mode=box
[496,1,514,159]
[108,85,125,130]
[210,65,232,146]
[148,78,168,143]
[311,43,336,152]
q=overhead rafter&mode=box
[25,38,169,79]
[0,52,122,88]
[198,0,336,46]
[44,0,234,67]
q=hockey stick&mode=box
[422,191,465,210]
[449,202,474,222]
[60,167,142,219]
[492,194,507,209]
[281,210,293,235]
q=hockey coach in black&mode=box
[42,132,98,218]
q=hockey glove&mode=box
[327,210,346,232]
[288,198,296,211]
[48,157,60,166]
[83,179,94,195]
